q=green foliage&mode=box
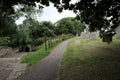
[61,34,73,40]
[32,38,45,46]
[0,16,17,37]
[17,25,32,45]
[0,16,18,47]
[1,0,120,42]
[29,21,56,39]
[40,21,56,37]
[0,37,10,46]
[14,4,43,20]
[0,16,75,47]
[0,4,43,47]
[55,17,84,35]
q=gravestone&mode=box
[89,32,99,39]
[90,33,96,39]
[81,31,99,39]
[115,26,120,39]
[81,31,91,38]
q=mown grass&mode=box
[22,42,58,66]
[57,37,120,80]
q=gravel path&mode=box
[17,39,71,80]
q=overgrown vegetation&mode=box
[55,17,85,36]
[0,3,84,52]
[58,38,120,80]
[0,16,83,50]
[1,0,120,43]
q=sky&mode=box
[15,3,76,25]
[36,3,76,23]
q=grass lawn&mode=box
[57,37,120,80]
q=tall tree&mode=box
[38,21,56,37]
[13,4,42,20]
[1,0,120,42]
[55,17,84,35]
[0,16,17,37]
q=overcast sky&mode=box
[15,3,76,25]
[36,3,76,23]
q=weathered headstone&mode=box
[89,32,99,39]
[115,26,120,39]
[81,31,99,39]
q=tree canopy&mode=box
[0,0,120,42]
[0,16,17,37]
[55,17,84,35]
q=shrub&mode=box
[32,37,45,46]
[60,34,73,40]
[0,37,10,46]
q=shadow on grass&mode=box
[58,38,120,80]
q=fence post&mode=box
[45,36,47,50]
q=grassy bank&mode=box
[58,38,120,80]
[22,43,55,66]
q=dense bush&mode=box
[32,37,45,46]
[60,34,74,40]
[0,37,10,46]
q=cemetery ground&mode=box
[57,37,120,80]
